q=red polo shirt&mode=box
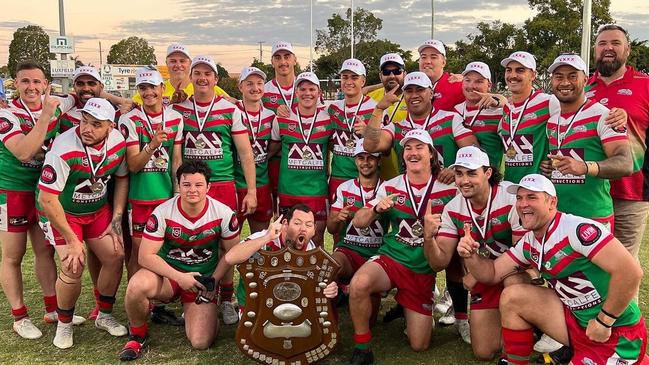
[587,66,649,201]
[432,72,465,112]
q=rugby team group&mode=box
[0,22,647,364]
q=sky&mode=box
[1,0,648,73]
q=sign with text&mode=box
[49,35,75,54]
[49,60,76,77]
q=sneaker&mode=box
[95,312,128,336]
[12,318,43,339]
[534,345,573,364]
[455,319,471,344]
[383,303,404,323]
[345,348,374,365]
[119,335,148,361]
[534,334,563,353]
[498,356,508,365]
[88,306,99,321]
[53,321,73,349]
[434,287,452,315]
[43,311,86,325]
[220,301,239,325]
[151,305,184,326]
[438,305,456,325]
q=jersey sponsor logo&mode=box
[505,134,534,167]
[0,117,12,134]
[551,148,585,184]
[550,271,602,311]
[73,177,109,203]
[119,123,129,139]
[8,216,28,226]
[585,90,596,98]
[617,88,632,96]
[433,92,442,100]
[344,220,383,248]
[582,358,597,365]
[40,164,57,184]
[229,213,239,233]
[145,214,158,233]
[184,131,223,159]
[395,218,424,247]
[577,223,601,246]
[599,97,609,105]
[167,247,213,265]
[287,143,324,170]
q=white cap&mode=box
[506,174,557,197]
[340,58,366,76]
[418,39,446,57]
[295,72,320,88]
[272,41,294,56]
[136,67,164,86]
[354,138,380,157]
[191,55,218,74]
[166,43,191,59]
[239,66,267,83]
[379,53,405,69]
[501,51,536,71]
[72,66,101,83]
[81,98,115,122]
[548,54,588,74]
[462,62,491,81]
[449,146,490,170]
[399,129,434,149]
[402,71,433,90]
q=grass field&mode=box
[0,224,647,365]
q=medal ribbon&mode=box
[501,91,533,150]
[386,94,405,125]
[465,186,494,251]
[404,175,434,219]
[406,111,433,131]
[555,100,588,150]
[142,108,166,152]
[83,141,108,182]
[273,79,295,110]
[192,96,216,132]
[241,102,263,146]
[357,178,382,207]
[19,98,37,126]
[296,108,320,145]
[462,103,485,128]
[344,96,365,133]
[536,215,557,273]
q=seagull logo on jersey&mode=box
[288,123,296,132]
[585,90,596,98]
[617,89,632,96]
[40,165,57,184]
[0,118,11,134]
[345,196,355,206]
[577,223,601,246]
[600,98,609,105]
[269,96,278,104]
[396,195,406,206]
[522,113,537,122]
[145,215,158,233]
[171,227,181,238]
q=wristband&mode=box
[595,161,601,177]
[600,308,618,320]
[372,205,380,214]
[584,161,589,175]
[595,316,612,328]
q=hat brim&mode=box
[339,68,366,76]
[191,61,218,74]
[449,161,483,170]
[240,71,267,83]
[81,109,114,123]
[399,136,434,148]
[73,72,101,83]
[548,62,587,74]
[166,50,191,59]
[501,57,535,70]
[272,47,294,56]
[505,184,555,196]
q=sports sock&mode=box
[219,282,234,303]
[447,280,468,319]
[11,305,28,321]
[129,323,148,340]
[502,327,534,365]
[43,295,57,313]
[56,307,75,324]
[97,294,116,314]
[353,331,372,351]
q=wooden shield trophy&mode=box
[236,246,340,364]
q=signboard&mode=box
[100,64,169,91]
[49,60,76,77]
[49,35,75,54]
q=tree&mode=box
[218,77,242,100]
[315,8,382,55]
[250,58,275,81]
[107,37,156,65]
[8,25,55,78]
[629,39,649,74]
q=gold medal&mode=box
[506,145,517,159]
[91,181,104,193]
[154,157,166,168]
[303,150,313,160]
[412,220,423,237]
[346,139,356,149]
[195,138,206,149]
[551,158,560,169]
[33,150,46,163]
[477,246,491,258]
[360,227,371,236]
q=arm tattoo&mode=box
[365,126,381,141]
[111,214,123,235]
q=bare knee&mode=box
[188,333,213,350]
[409,340,429,352]
[349,273,372,297]
[125,272,157,299]
[499,285,526,312]
[473,346,498,361]
[60,266,84,282]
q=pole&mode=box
[431,0,434,38]
[99,41,102,66]
[350,0,354,58]
[310,0,313,71]
[257,41,264,62]
[58,0,68,93]
[580,0,592,72]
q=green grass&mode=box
[0,224,648,364]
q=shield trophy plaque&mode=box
[236,246,341,364]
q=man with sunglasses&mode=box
[417,39,465,112]
[585,24,649,261]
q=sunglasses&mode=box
[382,68,404,76]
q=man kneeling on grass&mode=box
[118,160,241,361]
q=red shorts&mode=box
[328,177,347,203]
[333,246,368,283]
[278,194,327,221]
[371,255,435,316]
[470,282,503,310]
[40,204,112,246]
[128,202,161,238]
[237,184,273,223]
[167,278,217,304]
[0,190,37,233]
[565,307,647,364]
[208,181,238,212]
[268,159,280,194]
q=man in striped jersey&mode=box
[37,98,129,349]
[454,62,505,168]
[429,146,526,357]
[327,139,386,297]
[119,68,184,274]
[234,67,277,233]
[346,130,457,364]
[328,59,377,201]
[541,54,632,230]
[0,61,81,339]
[586,24,649,260]
[173,55,256,325]
[459,174,647,365]
[118,160,240,361]
[417,39,465,112]
[271,72,333,247]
